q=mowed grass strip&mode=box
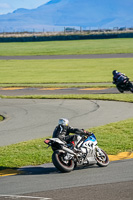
[0,38,133,56]
[0,118,132,169]
[0,83,113,88]
[0,58,133,83]
[1,94,133,103]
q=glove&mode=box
[83,130,88,133]
[86,131,92,136]
[81,129,92,136]
[83,130,90,133]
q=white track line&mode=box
[0,195,52,199]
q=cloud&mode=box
[0,3,10,9]
[0,3,11,14]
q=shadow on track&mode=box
[19,164,99,175]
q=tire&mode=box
[117,86,124,93]
[52,150,74,173]
[128,82,133,93]
[95,148,109,167]
[129,88,133,93]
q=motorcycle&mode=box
[44,133,109,173]
[113,76,133,93]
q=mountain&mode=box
[0,0,133,32]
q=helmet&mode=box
[112,70,118,75]
[58,118,69,126]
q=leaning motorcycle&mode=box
[44,133,109,173]
[114,77,133,93]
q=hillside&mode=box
[0,0,133,32]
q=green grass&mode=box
[0,115,4,121]
[0,94,133,103]
[0,118,132,169]
[0,58,133,84]
[91,118,133,155]
[0,38,133,56]
[0,138,52,170]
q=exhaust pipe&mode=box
[62,146,76,155]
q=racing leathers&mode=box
[113,72,129,86]
[52,124,90,146]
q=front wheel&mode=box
[117,86,124,93]
[126,81,133,93]
[129,83,133,93]
[52,150,74,173]
[129,88,133,93]
[95,148,109,167]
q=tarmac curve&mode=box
[0,86,120,95]
[0,53,133,60]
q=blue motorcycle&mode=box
[44,133,109,173]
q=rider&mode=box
[52,118,92,150]
[112,70,129,86]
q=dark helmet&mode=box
[112,70,118,75]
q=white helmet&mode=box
[58,118,69,126]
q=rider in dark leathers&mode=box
[112,70,129,86]
[112,70,133,93]
[52,118,91,149]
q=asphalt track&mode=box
[1,99,133,146]
[0,53,133,199]
[0,53,133,60]
[0,86,119,95]
[0,160,133,200]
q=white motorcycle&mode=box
[44,133,109,173]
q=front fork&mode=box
[95,146,106,161]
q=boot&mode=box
[71,141,80,153]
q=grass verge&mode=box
[0,38,133,56]
[0,94,133,103]
[0,118,132,169]
[0,115,4,121]
[0,58,133,84]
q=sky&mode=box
[0,0,50,15]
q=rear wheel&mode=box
[52,150,74,173]
[95,148,109,167]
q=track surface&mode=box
[1,99,133,146]
[0,53,133,60]
[0,87,119,95]
[0,160,133,199]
